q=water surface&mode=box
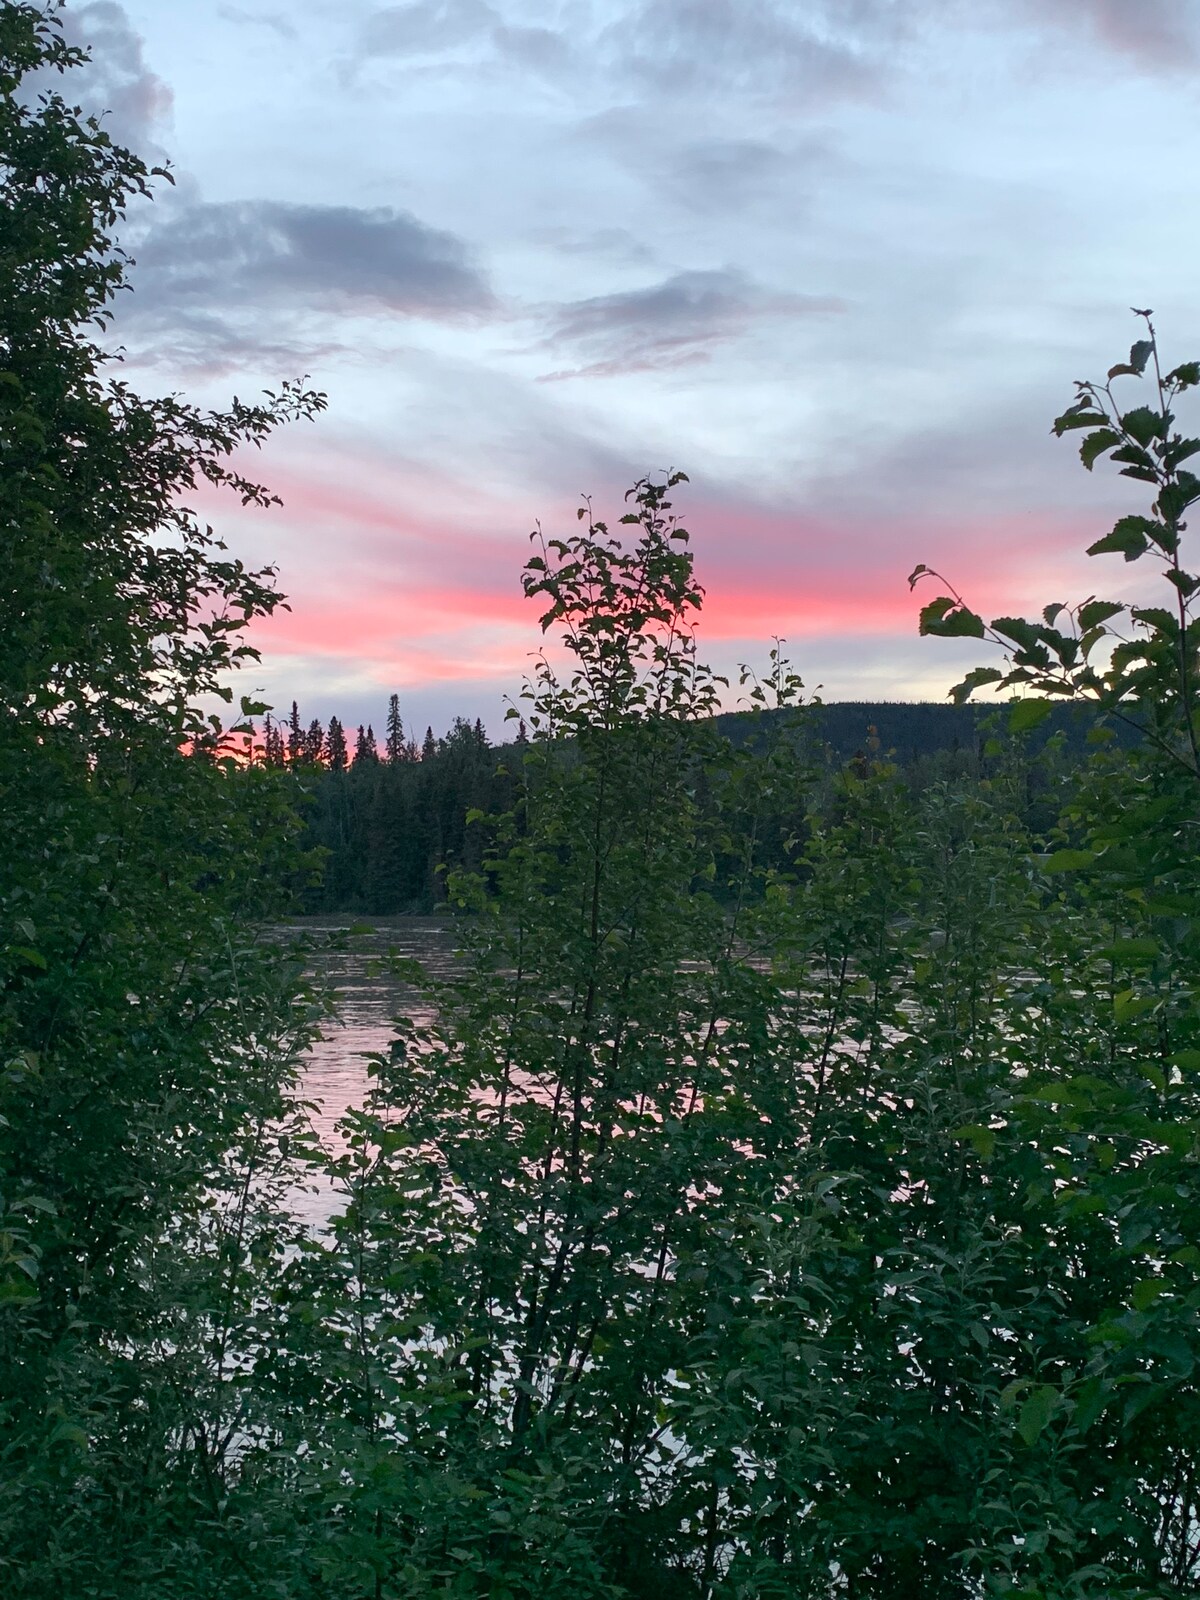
[286,916,459,1223]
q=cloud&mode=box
[353,0,896,100]
[536,269,844,379]
[580,108,830,218]
[216,5,299,41]
[492,22,572,74]
[532,226,657,266]
[1026,0,1199,70]
[112,197,496,365]
[602,0,885,102]
[667,137,792,208]
[132,199,492,317]
[31,2,171,155]
[362,0,499,57]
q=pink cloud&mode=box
[243,509,1101,689]
[210,445,1123,697]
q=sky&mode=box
[50,0,1200,739]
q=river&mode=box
[285,916,459,1223]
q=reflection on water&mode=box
[284,916,460,1224]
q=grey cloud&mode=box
[112,305,349,380]
[354,0,1191,109]
[130,198,494,320]
[492,23,571,74]
[533,226,657,266]
[216,5,299,41]
[604,0,882,101]
[29,2,171,154]
[538,268,844,379]
[583,109,827,216]
[361,0,498,56]
[670,139,790,202]
[358,1,572,84]
[353,0,913,101]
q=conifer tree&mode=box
[354,723,378,764]
[385,692,407,764]
[262,712,286,767]
[287,699,303,765]
[421,724,437,762]
[303,717,325,767]
[325,715,348,772]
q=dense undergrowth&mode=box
[3,5,1200,1595]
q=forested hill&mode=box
[289,697,1125,915]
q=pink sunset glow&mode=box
[73,0,1200,736]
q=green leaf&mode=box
[1141,1062,1167,1093]
[1114,989,1155,1022]
[1165,361,1200,390]
[1130,606,1177,634]
[48,1421,89,1448]
[1042,848,1096,873]
[999,1379,1029,1411]
[988,615,1037,649]
[1157,474,1200,523]
[1017,1384,1059,1446]
[918,597,985,638]
[1128,339,1155,375]
[1100,936,1159,960]
[1053,405,1109,435]
[1087,516,1156,562]
[1009,699,1051,733]
[1071,1377,1109,1433]
[1131,1278,1165,1312]
[1120,405,1166,447]
[949,666,1003,704]
[1164,437,1200,469]
[1078,598,1124,630]
[1080,428,1120,469]
[0,1279,38,1305]
[954,1123,996,1159]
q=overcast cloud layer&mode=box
[57,0,1200,736]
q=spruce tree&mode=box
[385,692,407,764]
[262,712,286,767]
[354,723,378,765]
[303,716,325,766]
[287,699,303,765]
[326,715,348,772]
[421,724,437,762]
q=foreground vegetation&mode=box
[4,5,1200,1595]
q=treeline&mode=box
[280,698,515,911]
[278,695,1120,914]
